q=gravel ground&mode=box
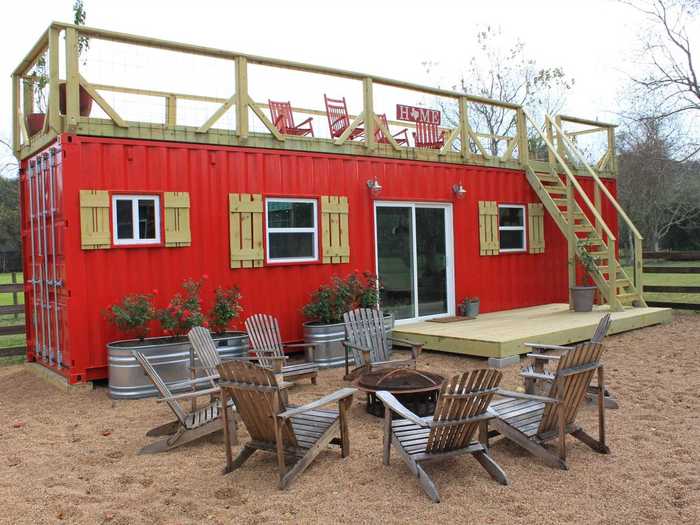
[1,312,699,524]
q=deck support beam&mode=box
[235,57,249,139]
[64,27,80,132]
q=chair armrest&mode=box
[277,388,356,419]
[526,353,561,361]
[495,388,559,404]
[376,390,428,427]
[170,374,220,389]
[342,341,371,354]
[523,343,573,352]
[285,342,316,361]
[520,370,553,382]
[297,116,313,127]
[156,386,220,403]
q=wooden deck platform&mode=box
[392,303,673,359]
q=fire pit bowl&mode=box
[352,368,445,418]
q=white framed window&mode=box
[498,204,526,252]
[265,198,318,262]
[112,195,161,245]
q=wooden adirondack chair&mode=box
[342,307,423,379]
[324,95,364,140]
[245,314,319,384]
[412,121,446,149]
[133,351,236,454]
[377,369,509,503]
[217,360,355,489]
[489,342,610,470]
[268,100,314,137]
[522,314,617,408]
[375,113,409,145]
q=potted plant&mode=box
[572,234,599,312]
[458,296,480,318]
[302,272,393,368]
[26,1,92,135]
[206,284,248,351]
[105,278,248,399]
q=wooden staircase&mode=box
[523,112,646,311]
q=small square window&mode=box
[112,195,161,245]
[498,204,526,252]
[266,198,318,262]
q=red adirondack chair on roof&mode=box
[413,121,446,149]
[324,95,364,140]
[268,100,314,137]
[375,114,409,146]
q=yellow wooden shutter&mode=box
[79,190,111,250]
[528,203,545,254]
[229,193,264,268]
[164,192,191,247]
[321,196,350,264]
[478,201,499,256]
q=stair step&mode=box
[537,173,561,183]
[617,292,641,303]
[545,186,567,195]
[589,251,610,258]
[552,198,568,207]
[573,224,594,232]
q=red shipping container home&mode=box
[12,23,659,385]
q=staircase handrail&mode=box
[522,109,616,243]
[547,115,644,241]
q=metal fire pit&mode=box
[352,368,445,418]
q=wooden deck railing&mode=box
[11,21,615,179]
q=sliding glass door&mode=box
[374,202,454,323]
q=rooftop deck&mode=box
[13,22,617,180]
[392,303,672,359]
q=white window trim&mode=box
[265,197,318,263]
[498,204,527,253]
[112,194,161,246]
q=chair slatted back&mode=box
[245,314,285,368]
[413,121,442,149]
[188,326,221,379]
[217,360,297,447]
[538,342,604,435]
[343,308,390,367]
[268,100,296,133]
[375,113,390,143]
[133,351,188,424]
[591,313,612,343]
[426,369,502,454]
[324,95,351,138]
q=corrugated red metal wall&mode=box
[20,133,619,382]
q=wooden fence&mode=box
[643,251,700,310]
[0,272,26,357]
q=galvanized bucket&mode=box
[107,331,249,399]
[303,314,394,369]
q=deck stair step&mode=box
[525,140,644,311]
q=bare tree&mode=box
[424,26,573,156]
[617,113,700,250]
[623,0,700,157]
[0,138,18,179]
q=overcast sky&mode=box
[1,0,696,161]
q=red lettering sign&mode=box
[396,104,441,125]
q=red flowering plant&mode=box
[207,285,243,334]
[104,293,156,341]
[157,278,205,338]
[303,272,380,325]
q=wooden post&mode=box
[11,74,20,154]
[593,184,602,238]
[22,78,34,119]
[516,108,529,167]
[64,27,80,131]
[48,27,61,132]
[561,118,576,309]
[363,77,375,150]
[607,126,617,175]
[459,97,469,160]
[166,95,177,128]
[608,241,617,309]
[11,272,18,320]
[634,237,643,298]
[545,118,555,170]
[235,57,249,139]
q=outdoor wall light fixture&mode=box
[367,179,383,194]
[452,183,466,199]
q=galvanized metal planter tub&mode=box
[107,331,249,399]
[303,314,394,369]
